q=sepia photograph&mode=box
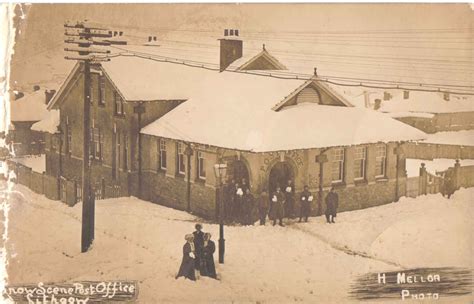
[0,3,473,303]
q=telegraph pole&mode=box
[64,21,120,253]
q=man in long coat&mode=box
[176,234,196,281]
[200,233,217,279]
[234,183,244,222]
[284,180,295,219]
[242,188,255,225]
[224,178,235,221]
[258,189,270,225]
[299,185,312,223]
[325,187,339,223]
[193,224,205,270]
[271,186,286,226]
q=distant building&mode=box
[36,30,426,217]
[8,87,55,155]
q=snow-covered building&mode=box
[42,30,426,216]
[8,88,56,155]
[331,87,474,134]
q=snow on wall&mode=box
[31,109,60,134]
[10,155,46,174]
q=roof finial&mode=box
[263,43,266,51]
[313,67,318,77]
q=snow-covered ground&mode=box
[3,183,473,303]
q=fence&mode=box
[406,160,474,198]
[403,142,474,160]
[6,159,123,206]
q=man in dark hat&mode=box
[258,188,270,225]
[285,179,295,219]
[299,185,313,223]
[325,187,339,223]
[271,186,286,227]
[193,223,205,270]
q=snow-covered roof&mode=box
[229,48,287,71]
[142,101,426,152]
[422,130,474,147]
[101,55,305,102]
[31,110,60,134]
[380,90,474,114]
[10,91,49,122]
[111,53,426,151]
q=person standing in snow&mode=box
[224,178,235,221]
[271,186,286,226]
[285,180,295,219]
[258,189,270,225]
[176,234,196,281]
[325,187,339,223]
[299,185,313,223]
[444,169,455,199]
[200,233,217,279]
[193,224,205,270]
[242,188,255,225]
[234,183,244,222]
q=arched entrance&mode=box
[268,161,294,194]
[228,160,250,186]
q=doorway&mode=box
[268,161,294,194]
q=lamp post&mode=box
[214,163,227,264]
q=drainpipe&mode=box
[315,149,329,216]
[184,143,193,212]
[134,102,145,198]
[394,142,402,202]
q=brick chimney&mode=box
[219,28,243,72]
[45,89,56,104]
[403,90,409,100]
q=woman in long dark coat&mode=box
[176,234,196,281]
[200,233,217,279]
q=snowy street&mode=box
[3,182,472,303]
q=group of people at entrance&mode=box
[176,224,217,281]
[224,178,340,226]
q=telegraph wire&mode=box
[106,47,474,95]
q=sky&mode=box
[7,3,474,92]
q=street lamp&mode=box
[214,163,227,264]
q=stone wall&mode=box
[403,142,474,160]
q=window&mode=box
[60,179,67,202]
[375,144,387,177]
[354,146,367,180]
[114,92,124,115]
[51,135,59,152]
[123,134,128,170]
[331,148,345,182]
[197,151,206,180]
[66,126,72,154]
[99,76,106,105]
[177,142,185,175]
[76,183,82,203]
[91,128,102,160]
[90,78,94,104]
[159,139,167,170]
[113,131,121,178]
